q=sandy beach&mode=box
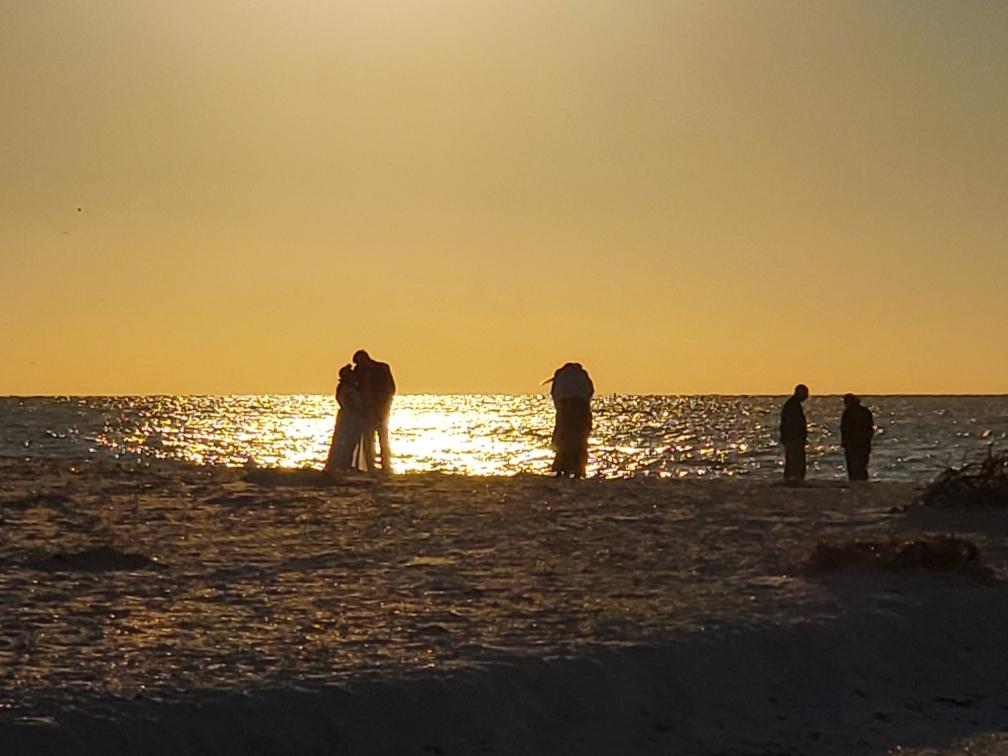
[2,458,1007,755]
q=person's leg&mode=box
[551,443,563,474]
[784,443,801,480]
[377,416,391,472]
[323,426,339,475]
[556,435,573,476]
[576,402,591,477]
[553,402,570,475]
[361,426,376,472]
[552,441,564,475]
[785,444,807,481]
[374,400,394,472]
[854,447,869,480]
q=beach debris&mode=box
[406,555,458,567]
[204,492,265,507]
[918,448,1008,508]
[802,534,993,581]
[31,545,162,572]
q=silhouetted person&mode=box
[780,384,809,482]
[353,349,396,473]
[323,365,370,474]
[548,362,594,478]
[840,393,875,481]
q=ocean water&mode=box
[1,394,1007,479]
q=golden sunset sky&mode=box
[3,1,1007,395]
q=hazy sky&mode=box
[3,0,1007,395]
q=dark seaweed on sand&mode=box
[918,448,1008,509]
[32,545,162,572]
[803,534,993,581]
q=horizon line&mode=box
[3,392,1008,399]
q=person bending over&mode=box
[549,362,594,478]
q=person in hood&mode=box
[548,362,594,478]
[840,393,875,481]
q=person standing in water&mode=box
[780,384,810,482]
[840,393,875,481]
[353,349,396,473]
[548,362,594,478]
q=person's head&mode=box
[843,393,859,408]
[352,349,372,367]
[794,384,810,402]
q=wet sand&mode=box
[1,458,1007,755]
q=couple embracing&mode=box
[324,350,395,474]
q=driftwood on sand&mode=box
[802,534,994,582]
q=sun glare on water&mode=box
[388,397,553,475]
[18,394,1008,480]
[103,395,556,476]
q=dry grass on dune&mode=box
[918,449,1008,509]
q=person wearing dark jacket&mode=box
[780,384,809,481]
[840,393,875,481]
[353,349,396,473]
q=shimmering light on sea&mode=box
[2,395,1008,480]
